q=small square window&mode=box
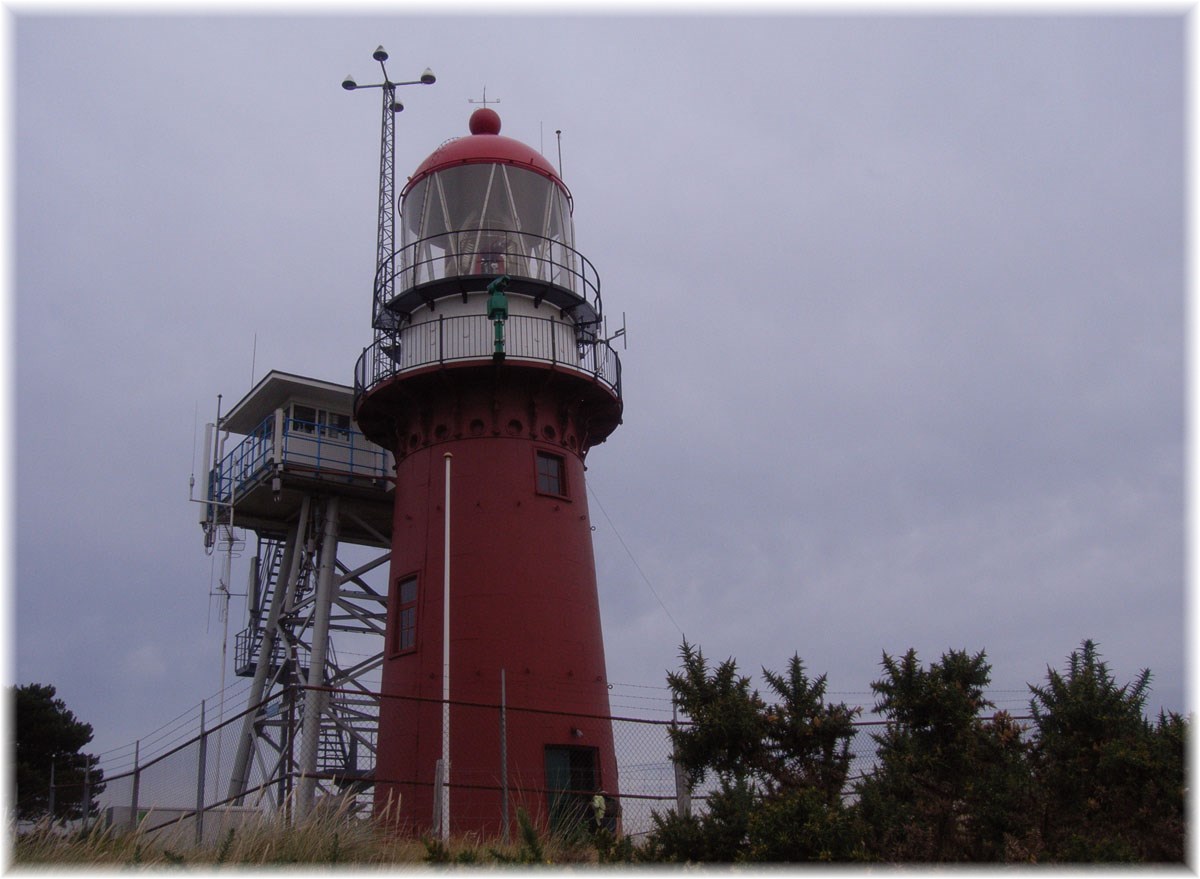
[536,451,567,497]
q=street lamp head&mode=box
[373,45,389,62]
[342,75,357,90]
[420,68,436,85]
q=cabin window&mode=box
[291,404,317,434]
[535,451,567,498]
[320,410,352,440]
[287,405,352,441]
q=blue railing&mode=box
[208,416,390,507]
[354,312,622,406]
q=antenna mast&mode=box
[375,64,397,330]
[343,47,436,335]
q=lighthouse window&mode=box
[536,451,567,498]
[390,575,418,656]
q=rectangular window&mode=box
[390,575,418,656]
[319,410,352,441]
[290,404,317,435]
[536,451,567,497]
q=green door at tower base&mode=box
[544,746,598,836]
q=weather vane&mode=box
[469,86,501,109]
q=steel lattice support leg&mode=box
[226,496,310,803]
[296,496,341,820]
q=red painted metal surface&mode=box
[401,109,566,199]
[363,365,622,836]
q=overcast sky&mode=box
[11,9,1188,762]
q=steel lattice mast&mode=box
[375,80,396,330]
[342,47,436,335]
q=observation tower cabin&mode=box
[204,371,394,546]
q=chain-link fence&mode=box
[38,684,1030,845]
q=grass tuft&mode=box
[10,801,614,867]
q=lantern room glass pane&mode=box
[402,165,574,248]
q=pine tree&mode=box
[854,648,1034,861]
[1028,640,1185,862]
[14,683,105,822]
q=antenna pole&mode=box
[375,78,397,331]
[343,48,436,334]
[555,130,563,178]
[441,452,453,842]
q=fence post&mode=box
[500,669,509,843]
[130,740,141,831]
[285,692,295,819]
[47,758,55,823]
[671,701,691,818]
[196,700,207,847]
[432,759,445,837]
[81,764,91,834]
[438,314,445,365]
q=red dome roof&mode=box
[400,109,568,198]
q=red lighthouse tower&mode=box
[353,106,623,836]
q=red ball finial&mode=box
[469,107,502,135]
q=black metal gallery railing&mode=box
[373,229,603,325]
[354,312,622,405]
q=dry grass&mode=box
[10,801,604,868]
